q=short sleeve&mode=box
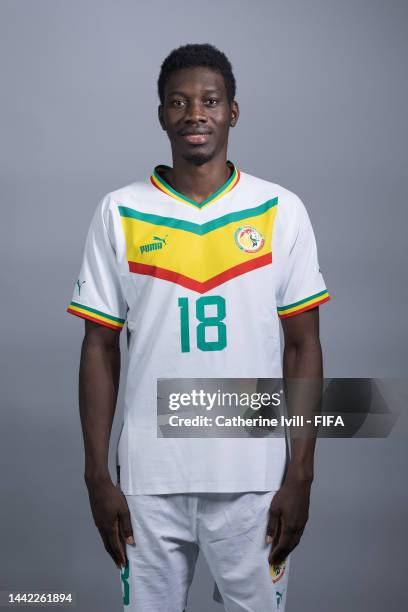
[276,196,330,318]
[66,196,128,331]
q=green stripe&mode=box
[153,162,238,208]
[69,301,125,323]
[277,290,329,312]
[118,198,278,235]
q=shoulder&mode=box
[94,180,152,226]
[86,180,148,244]
[103,179,152,209]
[239,168,306,228]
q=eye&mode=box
[205,98,218,106]
[171,99,186,108]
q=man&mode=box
[66,43,330,612]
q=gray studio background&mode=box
[1,0,407,610]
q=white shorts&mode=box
[120,491,290,611]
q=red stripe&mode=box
[201,252,271,292]
[66,308,123,330]
[129,262,201,291]
[278,295,330,318]
[128,252,272,293]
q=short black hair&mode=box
[157,43,236,105]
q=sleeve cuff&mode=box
[66,301,126,330]
[277,289,330,319]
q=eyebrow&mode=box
[167,88,223,96]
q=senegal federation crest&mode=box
[270,559,286,583]
[234,226,265,253]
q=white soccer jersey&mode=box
[66,161,330,494]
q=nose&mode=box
[184,99,208,124]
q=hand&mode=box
[265,477,312,566]
[86,477,135,569]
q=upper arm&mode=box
[84,319,122,349]
[280,305,320,349]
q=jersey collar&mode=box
[150,160,240,210]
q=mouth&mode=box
[181,132,211,145]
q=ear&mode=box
[158,104,166,131]
[230,100,239,127]
[229,100,240,127]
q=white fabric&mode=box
[274,192,326,309]
[121,490,290,611]
[67,168,329,494]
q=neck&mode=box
[166,151,231,205]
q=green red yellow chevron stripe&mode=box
[66,302,125,330]
[150,161,240,209]
[130,252,272,294]
[277,290,330,318]
[118,198,278,293]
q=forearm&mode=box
[283,339,323,483]
[79,334,121,485]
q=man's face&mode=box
[158,67,239,165]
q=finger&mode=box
[272,512,283,549]
[268,539,291,567]
[268,523,301,565]
[118,509,135,546]
[268,515,290,564]
[100,531,122,569]
[268,531,291,567]
[113,518,128,566]
[266,509,279,544]
[106,519,127,568]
